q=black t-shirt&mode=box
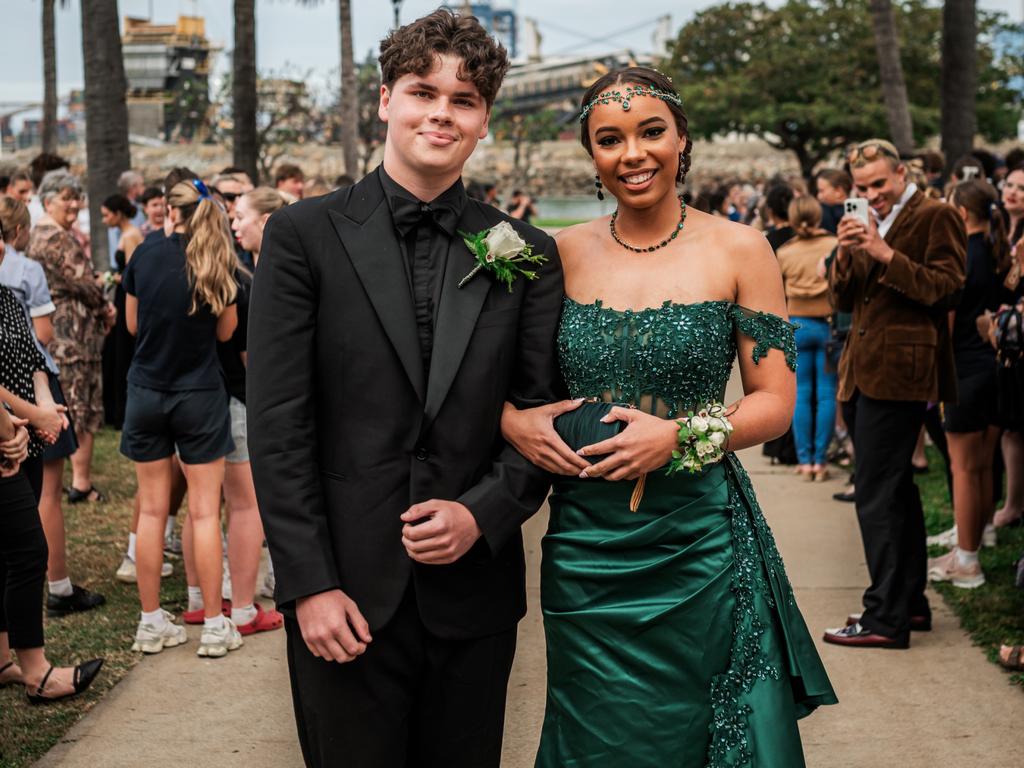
[766,226,795,254]
[953,233,1000,376]
[217,270,250,403]
[123,233,232,391]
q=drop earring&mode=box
[595,174,605,201]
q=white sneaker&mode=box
[926,524,957,548]
[259,571,276,600]
[927,549,986,589]
[197,617,243,658]
[116,556,173,583]
[132,610,188,653]
[982,523,997,548]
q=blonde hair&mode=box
[242,186,287,217]
[166,181,238,316]
[0,195,30,242]
[788,195,823,239]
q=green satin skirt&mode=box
[536,457,837,768]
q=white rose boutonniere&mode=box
[458,220,547,292]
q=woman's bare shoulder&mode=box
[555,218,608,262]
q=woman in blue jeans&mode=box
[777,196,838,481]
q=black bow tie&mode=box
[391,196,460,238]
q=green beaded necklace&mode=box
[609,195,688,253]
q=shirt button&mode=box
[858,328,866,336]
[415,446,428,461]
[863,296,871,304]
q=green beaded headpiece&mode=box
[578,84,683,123]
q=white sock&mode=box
[231,604,257,625]
[127,533,137,561]
[203,614,227,631]
[164,516,174,539]
[187,586,204,612]
[48,577,73,597]
[957,548,979,567]
[141,608,167,629]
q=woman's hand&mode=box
[501,400,591,475]
[31,402,68,444]
[577,408,678,481]
[1,418,30,472]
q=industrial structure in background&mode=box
[122,15,216,142]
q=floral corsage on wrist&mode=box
[458,221,546,292]
[666,402,734,475]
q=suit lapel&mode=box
[883,189,923,246]
[422,200,494,428]
[328,172,425,402]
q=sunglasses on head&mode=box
[847,142,900,165]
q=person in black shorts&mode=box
[121,169,242,659]
[928,179,1008,589]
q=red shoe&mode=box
[182,599,232,625]
[236,604,284,636]
[846,613,931,632]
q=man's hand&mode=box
[837,214,893,265]
[401,500,482,565]
[501,399,590,475]
[295,589,372,663]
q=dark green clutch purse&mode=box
[553,400,628,465]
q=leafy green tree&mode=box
[668,0,1023,179]
[491,107,562,184]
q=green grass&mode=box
[0,428,187,768]
[533,218,587,229]
[918,445,1024,688]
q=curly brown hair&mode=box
[579,67,691,185]
[378,8,509,107]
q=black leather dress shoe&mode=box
[846,613,931,632]
[47,585,106,618]
[26,659,103,705]
[823,622,909,649]
[832,490,856,503]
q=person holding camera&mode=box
[824,139,966,649]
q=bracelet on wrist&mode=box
[666,402,734,476]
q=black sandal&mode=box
[26,659,103,705]
[67,485,105,504]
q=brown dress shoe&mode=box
[846,613,931,632]
[823,622,909,649]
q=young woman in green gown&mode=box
[501,67,837,767]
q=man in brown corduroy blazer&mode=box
[823,139,966,650]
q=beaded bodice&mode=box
[558,298,797,418]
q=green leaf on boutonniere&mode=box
[457,220,547,292]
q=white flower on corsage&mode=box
[458,221,547,292]
[666,402,734,476]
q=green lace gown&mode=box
[536,299,837,768]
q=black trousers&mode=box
[285,585,518,768]
[851,392,931,640]
[0,471,48,648]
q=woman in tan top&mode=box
[777,196,838,481]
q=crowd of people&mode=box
[692,144,1023,666]
[1,127,1023,704]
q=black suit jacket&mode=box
[247,169,564,639]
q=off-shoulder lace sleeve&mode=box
[728,304,798,371]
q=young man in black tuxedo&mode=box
[247,10,564,767]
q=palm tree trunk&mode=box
[233,0,259,183]
[81,0,130,272]
[41,0,58,153]
[339,0,359,176]
[941,0,977,172]
[868,0,914,156]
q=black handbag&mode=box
[553,400,646,512]
[552,400,628,463]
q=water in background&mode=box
[534,196,617,222]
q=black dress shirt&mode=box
[379,167,467,378]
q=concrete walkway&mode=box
[36,433,1024,766]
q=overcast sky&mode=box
[4,0,1023,104]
